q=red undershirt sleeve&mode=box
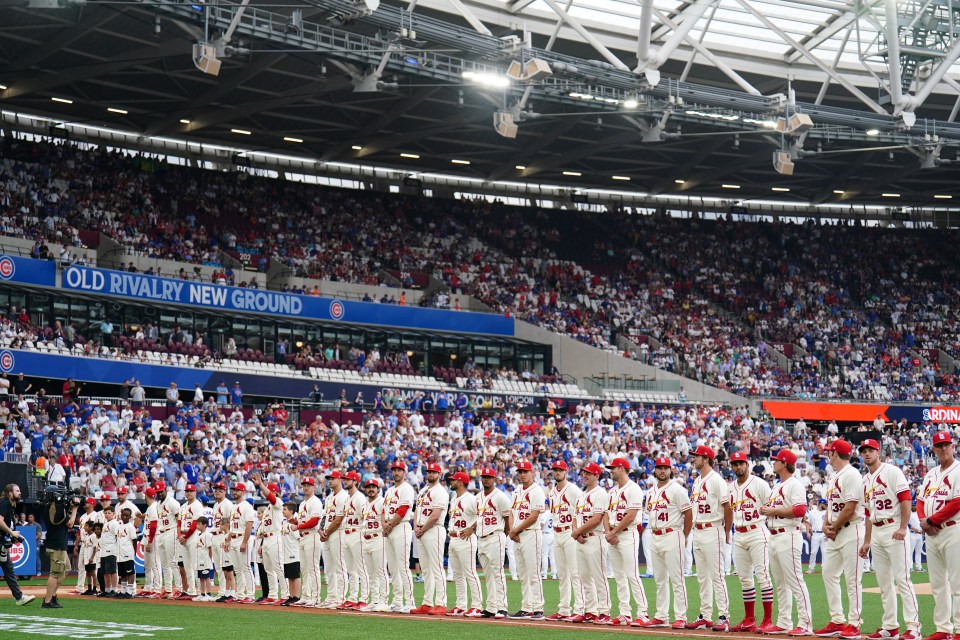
[396,505,409,517]
[896,490,911,503]
[792,504,807,517]
[297,517,319,531]
[929,497,960,526]
[148,521,157,542]
[917,502,926,520]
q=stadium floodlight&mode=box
[493,110,518,139]
[775,113,813,136]
[773,151,795,176]
[192,43,222,76]
[506,59,552,82]
[463,71,510,88]
[329,0,380,21]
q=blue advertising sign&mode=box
[11,525,37,576]
[0,254,56,287]
[61,265,512,336]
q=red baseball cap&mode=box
[117,487,128,494]
[551,460,568,471]
[582,462,605,476]
[606,457,630,470]
[144,488,156,498]
[426,463,442,474]
[729,452,748,463]
[345,471,361,482]
[153,482,166,491]
[451,472,470,484]
[516,461,533,472]
[933,432,954,445]
[85,497,96,505]
[654,457,673,468]
[693,445,716,460]
[772,449,797,465]
[365,478,381,488]
[232,482,246,491]
[328,471,344,479]
[825,439,853,456]
[858,439,881,451]
[185,483,196,492]
[480,467,497,477]
[99,493,110,501]
[213,482,226,490]
[391,461,407,471]
[267,483,280,493]
[301,477,316,486]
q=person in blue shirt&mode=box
[229,382,243,406]
[216,382,229,405]
[436,392,449,411]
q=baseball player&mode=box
[917,431,960,640]
[446,471,482,616]
[193,516,215,601]
[227,482,255,604]
[320,471,349,608]
[546,460,584,621]
[806,499,827,574]
[294,477,324,607]
[382,461,416,613]
[210,482,235,602]
[638,456,691,629]
[688,445,732,631]
[816,439,865,639]
[508,460,546,619]
[907,503,924,572]
[116,508,137,598]
[253,473,286,605]
[640,487,654,578]
[140,489,161,598]
[760,448,814,635]
[176,483,204,600]
[153,481,181,599]
[604,457,650,627]
[475,466,512,619]
[341,471,368,610]
[116,487,142,525]
[728,451,773,632]
[359,478,390,612]
[74,497,101,594]
[539,510,556,580]
[280,502,301,606]
[569,461,611,624]
[857,438,920,640]
[412,462,449,615]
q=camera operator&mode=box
[0,484,35,605]
[40,486,79,609]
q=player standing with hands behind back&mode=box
[687,445,732,632]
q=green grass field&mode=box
[0,570,935,640]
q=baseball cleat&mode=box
[732,618,758,632]
[866,630,900,640]
[762,625,790,635]
[713,617,731,632]
[839,626,861,639]
[336,601,355,610]
[529,612,544,620]
[376,605,392,613]
[921,634,952,640]
[640,618,669,628]
[593,614,612,625]
[446,608,465,616]
[359,603,376,612]
[464,608,483,617]
[898,633,918,640]
[687,616,713,629]
[508,611,532,619]
[672,620,687,629]
[789,628,813,637]
[582,614,598,623]
[815,623,847,637]
[351,602,367,610]
[565,615,586,623]
[612,615,632,626]
[410,604,432,615]
[545,613,566,621]
[429,606,448,616]
[631,616,651,627]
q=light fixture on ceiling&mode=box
[351,145,362,150]
[400,153,420,159]
[51,97,73,104]
[612,175,630,181]
[674,179,686,184]
[833,190,845,195]
[623,97,639,109]
[179,119,191,124]
[772,187,790,192]
[934,194,953,199]
[0,85,8,91]
[866,129,880,136]
[721,184,740,189]
[107,107,128,115]
[283,137,303,143]
[463,71,510,88]
[563,171,582,177]
[882,193,900,197]
[451,159,470,165]
[773,151,795,176]
[231,128,251,135]
[515,165,526,170]
[506,58,552,82]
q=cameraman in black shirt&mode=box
[40,486,79,609]
[0,483,34,605]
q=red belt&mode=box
[363,533,381,540]
[695,522,717,530]
[230,533,243,538]
[555,526,571,533]
[261,532,277,538]
[344,528,358,535]
[872,518,896,527]
[769,527,799,535]
[939,520,958,530]
[652,528,674,536]
[736,525,760,533]
[479,531,503,539]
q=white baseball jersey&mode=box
[143,502,159,537]
[808,508,826,532]
[361,496,385,536]
[281,520,300,562]
[608,480,644,528]
[345,491,366,531]
[297,495,324,533]
[766,476,806,529]
[919,460,960,521]
[196,531,214,571]
[731,475,772,527]
[864,463,910,522]
[326,489,350,531]
[692,469,730,524]
[647,480,692,530]
[101,519,120,557]
[511,483,547,529]
[117,499,142,519]
[549,482,583,531]
[825,465,865,525]
[212,498,234,536]
[448,491,478,536]
[117,522,137,562]
[575,485,609,531]
[261,497,284,535]
[476,488,512,537]
[230,500,255,536]
[415,484,450,528]
[156,495,181,534]
[384,482,416,523]
[180,499,205,536]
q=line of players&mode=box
[71,434,960,640]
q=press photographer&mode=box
[0,483,35,605]
[39,485,80,609]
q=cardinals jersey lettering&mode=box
[157,496,181,534]
[297,495,324,533]
[384,482,416,523]
[477,488,512,537]
[511,484,547,529]
[212,498,234,536]
[575,486,609,531]
[261,498,283,535]
[864,462,910,522]
[326,489,350,532]
[230,500,255,535]
[415,484,450,528]
[549,482,583,530]
[361,497,385,535]
[825,465,864,525]
[448,491,478,536]
[180,499,204,536]
[766,476,806,529]
[731,475,771,527]
[647,480,692,530]
[345,491,366,532]
[919,460,960,519]
[607,480,644,528]
[692,469,730,524]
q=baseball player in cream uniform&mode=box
[546,460,584,621]
[446,471,482,616]
[228,482,256,603]
[816,439,865,639]
[918,431,960,640]
[383,461,416,613]
[412,462,450,615]
[728,451,773,632]
[475,466,511,619]
[807,500,827,574]
[341,471,368,609]
[295,477,324,607]
[508,460,546,619]
[688,445,732,631]
[177,484,205,598]
[210,483,235,601]
[570,461,611,624]
[604,456,650,627]
[154,482,181,598]
[320,471,349,608]
[760,448,814,635]
[75,498,102,594]
[253,474,287,604]
[907,505,924,572]
[857,439,920,640]
[359,478,389,612]
[140,490,161,597]
[115,487,142,525]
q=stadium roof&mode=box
[2,0,960,208]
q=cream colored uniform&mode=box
[323,489,350,605]
[361,495,388,608]
[864,463,919,633]
[117,499,142,522]
[550,482,584,617]
[691,469,730,621]
[919,460,960,635]
[730,476,772,614]
[229,499,256,600]
[448,490,482,611]
[476,488,511,613]
[156,495,181,594]
[196,531,214,573]
[76,510,103,590]
[767,476,814,630]
[415,483,450,607]
[575,485,610,618]
[211,498,234,595]
[647,480,691,622]
[511,483,546,613]
[297,494,324,606]
[607,480,649,619]
[343,490,368,604]
[179,499,205,596]
[259,494,286,600]
[383,481,416,608]
[823,465,865,627]
[142,503,160,593]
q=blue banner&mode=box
[0,254,56,287]
[61,265,512,336]
[11,525,37,577]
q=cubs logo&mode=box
[8,541,25,569]
[0,257,15,281]
[136,541,145,562]
[0,350,14,373]
[329,300,345,320]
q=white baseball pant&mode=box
[179,537,198,595]
[540,530,555,578]
[553,531,584,617]
[156,532,178,594]
[807,532,825,572]
[925,524,960,634]
[299,532,322,605]
[823,523,864,627]
[144,543,161,593]
[515,529,544,612]
[212,534,228,595]
[910,533,924,569]
[733,528,773,621]
[261,536,286,600]
[449,535,482,611]
[641,526,653,576]
[477,532,508,613]
[870,522,920,632]
[362,532,389,607]
[324,532,347,604]
[692,525,729,620]
[385,524,414,608]
[650,528,687,622]
[343,532,367,604]
[506,537,517,580]
[724,539,733,574]
[609,528,648,619]
[575,533,610,617]
[768,528,813,630]
[230,539,254,599]
[418,526,446,607]
[75,546,86,591]
[684,534,694,574]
